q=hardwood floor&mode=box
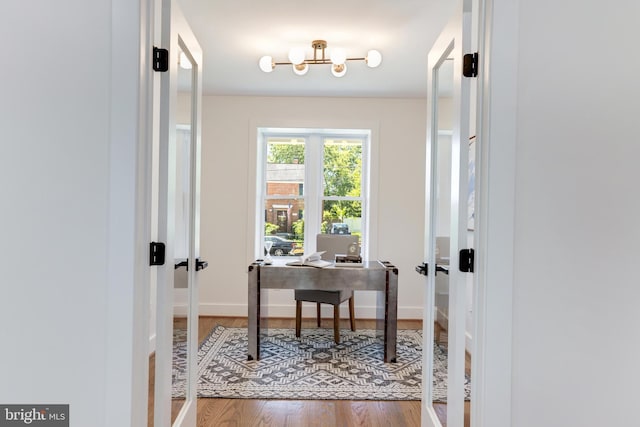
[149,316,470,427]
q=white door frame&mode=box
[421,0,518,425]
[106,0,155,426]
[154,2,203,426]
[422,1,472,425]
[469,0,517,426]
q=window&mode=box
[258,129,369,258]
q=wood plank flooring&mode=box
[149,316,470,427]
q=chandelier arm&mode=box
[272,57,367,67]
[304,59,332,65]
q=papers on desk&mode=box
[286,251,332,268]
[334,254,363,267]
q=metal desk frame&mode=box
[247,259,398,362]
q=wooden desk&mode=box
[247,259,399,362]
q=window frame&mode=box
[257,128,371,259]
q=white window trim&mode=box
[255,128,371,259]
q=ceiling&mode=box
[178,0,456,98]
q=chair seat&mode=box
[294,289,352,305]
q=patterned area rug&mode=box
[173,326,470,401]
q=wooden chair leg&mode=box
[295,301,302,337]
[333,304,340,343]
[316,303,322,327]
[348,296,356,331]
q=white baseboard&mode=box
[465,331,473,355]
[190,303,424,320]
[173,304,189,317]
[169,303,472,353]
[148,333,156,356]
[434,307,474,354]
[436,306,448,326]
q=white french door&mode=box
[420,1,474,426]
[154,1,203,427]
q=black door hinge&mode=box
[150,242,166,266]
[459,248,475,273]
[463,52,478,78]
[153,47,169,72]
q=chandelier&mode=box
[259,39,382,78]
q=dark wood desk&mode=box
[247,259,399,362]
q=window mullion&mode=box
[305,134,323,252]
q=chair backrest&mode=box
[316,234,360,261]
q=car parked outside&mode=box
[275,232,296,240]
[264,235,296,256]
[329,223,350,235]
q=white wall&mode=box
[0,1,146,426]
[497,0,640,426]
[197,96,427,319]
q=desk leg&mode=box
[383,263,399,363]
[376,290,385,345]
[247,264,260,360]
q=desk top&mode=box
[249,258,397,291]
[254,258,389,269]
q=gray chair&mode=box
[294,235,358,343]
[295,289,355,344]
